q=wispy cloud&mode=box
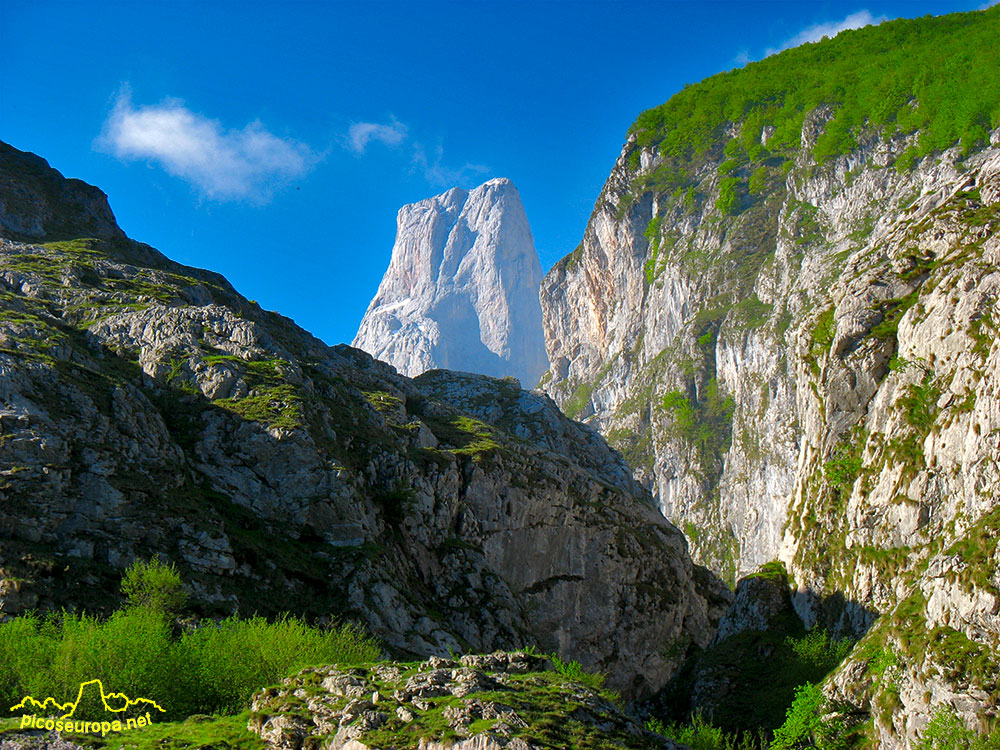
[341,116,487,187]
[411,143,489,187]
[980,0,999,9]
[97,89,315,202]
[347,117,408,154]
[765,10,887,56]
[732,49,751,68]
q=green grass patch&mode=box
[870,290,919,340]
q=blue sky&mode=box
[0,0,991,346]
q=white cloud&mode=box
[411,143,489,187]
[980,0,999,8]
[97,89,315,202]
[347,117,408,154]
[340,115,486,188]
[765,10,887,56]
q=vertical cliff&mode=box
[539,8,1000,745]
[353,178,548,388]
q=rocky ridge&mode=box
[538,9,1000,746]
[0,141,726,696]
[353,178,548,388]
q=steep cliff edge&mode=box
[0,142,727,696]
[539,7,999,744]
[353,178,548,388]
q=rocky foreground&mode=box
[249,652,681,750]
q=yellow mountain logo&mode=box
[10,679,165,719]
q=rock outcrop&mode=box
[353,178,548,388]
[537,8,1000,745]
[0,141,725,696]
[249,652,683,750]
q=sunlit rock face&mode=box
[353,178,548,388]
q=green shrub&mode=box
[0,611,379,721]
[770,683,826,749]
[648,713,767,749]
[179,615,380,715]
[717,177,741,214]
[663,378,736,464]
[748,167,769,195]
[786,629,854,672]
[0,561,381,722]
[550,654,605,691]
[121,556,188,616]
[916,704,1000,749]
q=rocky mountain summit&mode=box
[353,178,548,388]
[0,141,726,697]
[538,8,1000,747]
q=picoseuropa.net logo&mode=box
[10,679,166,737]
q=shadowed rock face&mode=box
[353,178,548,389]
[0,141,726,697]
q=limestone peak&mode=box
[353,177,548,387]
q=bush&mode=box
[648,713,767,749]
[716,177,741,214]
[787,629,854,672]
[120,557,188,616]
[916,705,1000,749]
[770,683,825,749]
[180,615,380,714]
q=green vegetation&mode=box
[0,608,378,720]
[564,380,596,420]
[716,176,741,215]
[209,357,305,431]
[768,682,865,750]
[970,311,997,360]
[662,377,736,463]
[657,625,855,738]
[629,8,1000,171]
[748,560,789,581]
[420,414,501,456]
[944,506,1000,596]
[823,427,866,502]
[0,566,380,724]
[374,485,417,528]
[810,308,835,351]
[870,290,920,341]
[550,655,606,692]
[0,712,268,750]
[648,713,767,750]
[915,705,1000,749]
[120,558,188,618]
[260,655,656,750]
[898,374,941,431]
